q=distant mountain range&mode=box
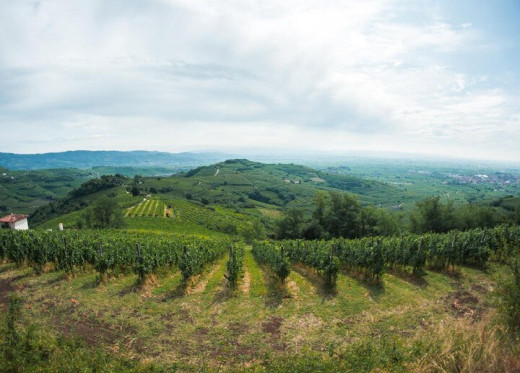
[0,150,230,170]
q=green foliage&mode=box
[263,337,408,373]
[496,226,520,334]
[283,239,340,286]
[252,242,291,282]
[275,208,304,239]
[179,241,229,283]
[410,196,456,233]
[0,168,93,215]
[498,256,520,335]
[280,191,401,240]
[2,294,22,369]
[253,225,520,284]
[0,298,148,372]
[83,196,126,229]
[131,185,140,196]
[70,174,127,198]
[0,229,231,285]
[238,219,266,243]
[225,245,244,289]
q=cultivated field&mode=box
[1,244,518,372]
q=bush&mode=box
[497,253,520,335]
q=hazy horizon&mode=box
[2,148,518,168]
[1,1,519,162]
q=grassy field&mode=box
[1,246,518,372]
[0,168,94,215]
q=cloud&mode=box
[0,0,518,161]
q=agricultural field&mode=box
[121,198,264,239]
[125,199,167,218]
[0,227,519,371]
[321,159,520,209]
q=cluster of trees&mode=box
[80,197,126,229]
[276,192,519,240]
[70,174,127,198]
[410,196,519,233]
[276,191,400,240]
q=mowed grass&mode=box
[0,247,509,371]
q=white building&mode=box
[0,214,29,230]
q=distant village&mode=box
[444,172,519,186]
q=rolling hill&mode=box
[0,168,94,215]
[29,159,405,230]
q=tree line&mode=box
[275,191,519,240]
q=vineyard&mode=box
[125,199,167,218]
[1,225,519,371]
[0,229,238,286]
[120,198,262,239]
[253,225,520,287]
[1,224,518,293]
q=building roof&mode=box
[0,214,29,223]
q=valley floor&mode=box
[0,247,519,372]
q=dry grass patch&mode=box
[414,313,520,373]
[240,266,251,296]
[186,264,221,295]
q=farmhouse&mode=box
[0,213,29,230]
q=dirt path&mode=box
[124,206,134,217]
[187,264,222,295]
[287,279,300,300]
[214,168,220,176]
[240,267,251,296]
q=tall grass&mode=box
[414,314,520,373]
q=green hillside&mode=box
[27,159,520,238]
[2,160,519,372]
[29,159,399,229]
[133,159,406,212]
[0,168,94,215]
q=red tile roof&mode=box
[0,214,29,223]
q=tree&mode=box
[312,191,328,227]
[410,196,455,233]
[84,197,126,229]
[325,192,361,238]
[275,209,304,239]
[130,185,140,196]
[360,206,401,237]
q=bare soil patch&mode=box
[186,264,221,295]
[240,267,251,295]
[0,278,15,309]
[447,290,482,320]
[287,280,300,300]
[54,313,122,347]
[262,316,284,339]
[227,321,249,336]
[194,327,210,343]
[470,284,488,294]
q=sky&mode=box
[0,0,519,162]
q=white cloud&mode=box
[0,0,518,162]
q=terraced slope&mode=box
[0,246,514,372]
